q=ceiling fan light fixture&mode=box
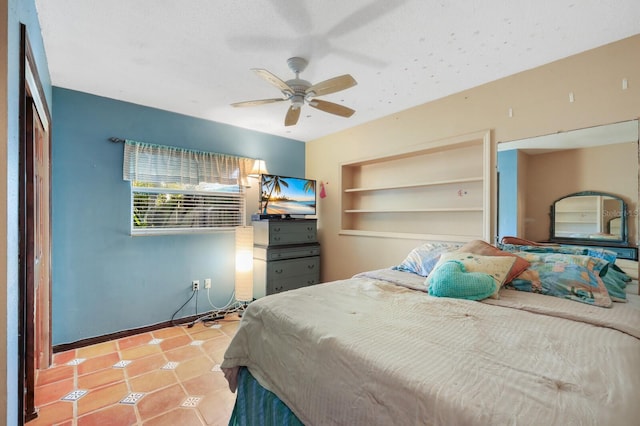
[291,94,305,108]
[232,57,357,126]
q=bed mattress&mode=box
[222,269,640,425]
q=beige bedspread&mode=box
[221,270,640,425]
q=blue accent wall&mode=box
[497,150,519,241]
[51,88,305,345]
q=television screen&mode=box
[260,174,316,216]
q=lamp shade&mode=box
[235,226,254,302]
[249,159,269,177]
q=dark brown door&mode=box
[30,100,52,370]
[20,24,52,424]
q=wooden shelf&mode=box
[338,229,482,242]
[344,177,483,193]
[344,207,483,213]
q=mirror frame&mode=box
[549,190,628,246]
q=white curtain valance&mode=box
[123,139,253,187]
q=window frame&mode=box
[130,183,246,236]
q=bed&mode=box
[221,240,640,425]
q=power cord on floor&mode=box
[186,286,241,328]
[186,302,247,328]
[170,289,197,327]
[171,284,249,329]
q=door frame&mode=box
[18,23,52,424]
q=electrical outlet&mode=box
[192,280,200,291]
[204,278,212,289]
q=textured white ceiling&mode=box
[35,0,640,142]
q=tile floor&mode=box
[29,315,240,426]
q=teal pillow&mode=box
[427,260,497,301]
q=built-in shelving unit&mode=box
[340,130,492,241]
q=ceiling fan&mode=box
[231,57,357,126]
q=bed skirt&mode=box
[229,367,304,426]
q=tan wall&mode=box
[307,34,640,282]
[524,142,637,243]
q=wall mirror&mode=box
[550,191,627,244]
[497,119,639,261]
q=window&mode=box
[131,182,245,235]
[123,140,253,236]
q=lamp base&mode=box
[236,300,253,317]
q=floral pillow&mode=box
[499,243,618,264]
[426,252,516,299]
[499,243,630,302]
[393,242,462,276]
[506,252,612,308]
[459,240,530,284]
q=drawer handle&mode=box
[307,264,315,269]
[307,235,314,239]
[273,227,281,232]
[307,227,313,231]
[275,269,283,274]
[307,280,316,284]
[273,236,281,241]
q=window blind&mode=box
[132,187,245,234]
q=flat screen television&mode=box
[260,174,316,217]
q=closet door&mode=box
[19,24,52,423]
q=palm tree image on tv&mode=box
[261,175,316,215]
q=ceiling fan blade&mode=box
[231,98,286,107]
[307,74,357,97]
[309,99,355,118]
[252,69,294,94]
[284,106,301,126]
[267,0,312,33]
[326,0,408,39]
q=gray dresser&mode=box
[253,219,320,298]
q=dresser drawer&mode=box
[266,256,320,279]
[254,244,320,261]
[267,274,320,295]
[556,243,638,260]
[254,220,317,246]
[605,246,638,260]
